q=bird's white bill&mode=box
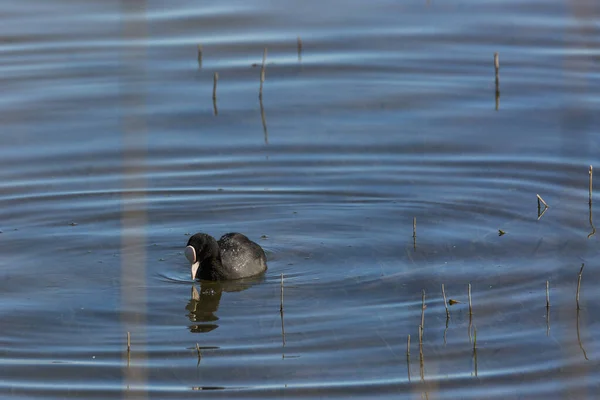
[191,261,200,280]
[184,245,197,264]
[191,285,200,301]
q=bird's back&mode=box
[217,233,267,279]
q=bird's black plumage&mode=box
[185,232,267,280]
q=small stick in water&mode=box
[546,280,550,308]
[259,48,267,99]
[546,304,550,336]
[589,166,596,238]
[195,343,202,365]
[212,72,219,116]
[127,332,131,352]
[212,72,218,100]
[406,334,411,357]
[260,97,268,144]
[280,273,286,348]
[412,217,417,250]
[468,283,473,315]
[420,289,426,330]
[537,194,549,209]
[576,308,589,360]
[197,44,203,68]
[589,165,593,206]
[494,52,500,111]
[494,52,499,84]
[576,263,585,310]
[413,217,416,238]
[280,273,284,313]
[472,325,478,377]
[442,284,449,318]
[297,36,303,62]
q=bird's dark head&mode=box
[185,233,221,280]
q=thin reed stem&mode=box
[576,264,585,310]
[468,283,473,315]
[441,284,449,318]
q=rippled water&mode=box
[2,0,600,398]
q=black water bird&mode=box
[184,233,267,280]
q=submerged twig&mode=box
[412,217,417,250]
[473,325,478,377]
[418,325,424,383]
[494,52,500,111]
[420,289,426,330]
[212,72,219,116]
[576,264,585,310]
[441,284,449,318]
[537,205,548,221]
[280,273,286,348]
[546,304,550,337]
[589,165,593,206]
[280,273,284,313]
[259,48,267,99]
[297,36,303,62]
[589,166,596,238]
[197,44,203,68]
[212,72,218,100]
[443,315,449,346]
[537,194,549,209]
[260,97,268,144]
[576,309,589,361]
[468,283,473,315]
[588,200,596,239]
[195,343,202,365]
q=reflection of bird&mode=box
[185,233,267,280]
[186,277,266,334]
[186,285,221,333]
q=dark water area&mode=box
[2,0,600,398]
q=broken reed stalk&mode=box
[420,289,426,330]
[576,264,585,310]
[412,217,416,238]
[127,332,131,352]
[418,325,423,345]
[195,343,201,359]
[280,273,284,313]
[441,284,449,318]
[589,165,593,206]
[259,48,267,99]
[468,283,473,315]
[212,72,218,100]
[537,194,549,209]
[546,280,550,308]
[197,44,203,68]
[406,335,411,357]
[297,36,303,61]
[473,326,477,350]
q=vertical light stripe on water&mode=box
[120,1,148,397]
